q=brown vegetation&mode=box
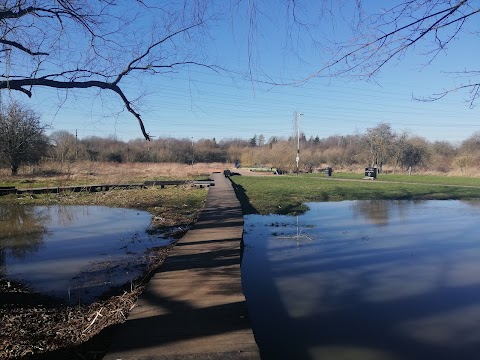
[21,123,480,179]
[0,161,227,186]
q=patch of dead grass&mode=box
[0,161,228,187]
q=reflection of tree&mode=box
[352,200,392,226]
[0,246,5,278]
[54,205,76,227]
[0,205,48,276]
[352,200,426,226]
[460,200,480,209]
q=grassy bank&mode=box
[231,173,480,215]
[319,172,480,186]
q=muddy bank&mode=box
[0,246,171,360]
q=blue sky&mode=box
[17,1,480,144]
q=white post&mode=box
[295,112,303,176]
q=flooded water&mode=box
[242,200,480,360]
[0,205,173,303]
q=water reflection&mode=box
[0,205,172,303]
[460,199,480,209]
[0,206,48,276]
[242,200,480,360]
[351,200,426,226]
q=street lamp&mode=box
[296,112,304,177]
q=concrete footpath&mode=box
[103,172,261,360]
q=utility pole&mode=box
[191,137,194,167]
[75,129,78,161]
[294,111,304,176]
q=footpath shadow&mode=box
[229,176,259,215]
[102,232,256,358]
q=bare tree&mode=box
[399,140,429,175]
[0,1,217,140]
[2,1,477,141]
[300,1,480,106]
[363,123,396,169]
[459,131,480,153]
[0,101,48,175]
[49,130,77,163]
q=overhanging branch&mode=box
[1,78,151,140]
[295,0,474,84]
[113,21,207,85]
[0,39,49,56]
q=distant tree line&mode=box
[227,125,477,175]
[1,102,480,176]
[42,124,480,176]
[47,133,230,165]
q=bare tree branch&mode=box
[296,0,474,82]
[0,1,216,140]
[258,0,479,107]
[1,0,476,139]
[416,82,480,108]
[0,39,49,56]
[1,77,151,140]
[112,21,208,85]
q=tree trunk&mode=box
[11,164,19,176]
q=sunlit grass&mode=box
[315,172,480,186]
[231,174,480,215]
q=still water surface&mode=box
[242,200,480,360]
[0,205,171,303]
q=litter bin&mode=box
[325,167,332,177]
[365,167,377,179]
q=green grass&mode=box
[312,172,480,186]
[231,174,480,215]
